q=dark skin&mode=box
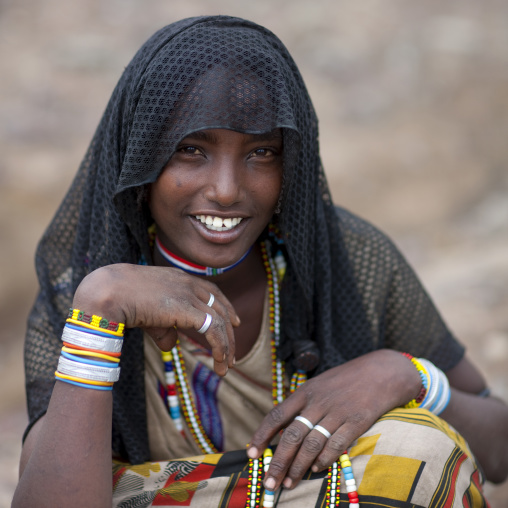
[13,129,508,507]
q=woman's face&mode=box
[149,128,283,268]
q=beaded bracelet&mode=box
[55,311,126,391]
[401,353,429,409]
[67,308,125,336]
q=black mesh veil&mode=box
[24,16,464,463]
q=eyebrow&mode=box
[184,129,283,144]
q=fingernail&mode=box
[283,477,292,489]
[311,465,318,473]
[233,357,236,365]
[223,353,226,361]
[247,446,258,459]
[265,477,276,490]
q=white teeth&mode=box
[195,215,243,231]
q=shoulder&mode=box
[332,205,403,268]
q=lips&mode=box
[195,215,244,232]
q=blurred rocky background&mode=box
[0,0,507,505]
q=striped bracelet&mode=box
[57,355,121,382]
[61,323,123,353]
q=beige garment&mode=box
[145,289,286,460]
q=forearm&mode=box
[13,382,113,508]
[440,389,508,483]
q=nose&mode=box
[204,156,244,207]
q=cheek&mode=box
[257,173,282,213]
[148,176,177,219]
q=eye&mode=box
[177,145,203,155]
[250,148,276,158]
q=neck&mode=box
[155,236,252,276]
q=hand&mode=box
[72,263,240,375]
[247,349,421,490]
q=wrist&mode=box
[72,265,129,325]
[55,309,126,391]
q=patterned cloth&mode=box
[112,408,490,507]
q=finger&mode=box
[197,310,231,376]
[248,393,307,459]
[312,419,364,472]
[146,326,178,352]
[282,420,332,488]
[264,414,325,490]
[197,282,241,327]
[163,291,231,376]
[207,297,236,367]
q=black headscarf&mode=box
[25,16,464,463]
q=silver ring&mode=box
[197,313,212,334]
[294,415,314,430]
[207,293,215,307]
[314,424,332,439]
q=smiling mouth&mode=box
[195,215,244,232]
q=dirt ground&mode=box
[1,0,507,506]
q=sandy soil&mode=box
[1,0,507,506]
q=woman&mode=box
[13,16,507,507]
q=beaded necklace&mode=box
[159,239,359,507]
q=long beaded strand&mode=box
[161,351,184,435]
[326,460,341,507]
[259,241,284,405]
[172,341,218,454]
[340,452,359,507]
[246,456,263,508]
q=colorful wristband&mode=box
[61,324,123,353]
[401,353,429,409]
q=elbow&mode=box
[484,461,508,485]
[481,439,508,484]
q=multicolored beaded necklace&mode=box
[159,239,359,507]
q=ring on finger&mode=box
[294,415,314,430]
[197,313,212,334]
[314,424,332,439]
[207,293,215,307]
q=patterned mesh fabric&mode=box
[24,16,464,464]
